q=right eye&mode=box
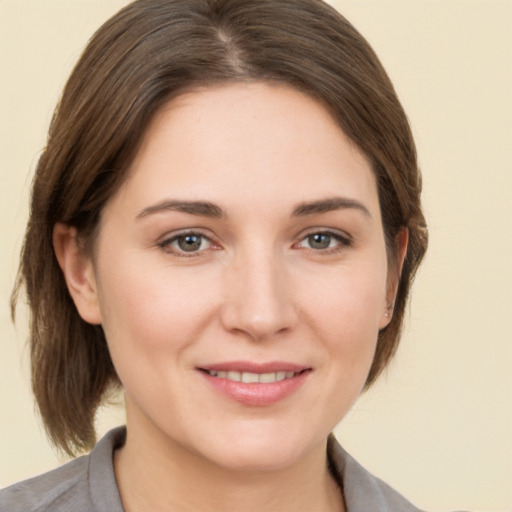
[159,232,213,255]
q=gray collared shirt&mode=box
[1,427,423,511]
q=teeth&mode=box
[259,372,276,383]
[242,372,259,383]
[207,370,299,383]
[227,371,241,382]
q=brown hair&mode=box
[12,0,428,455]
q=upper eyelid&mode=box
[157,232,218,259]
[158,229,218,251]
[297,227,352,242]
[290,230,353,256]
[155,227,353,248]
[159,228,214,242]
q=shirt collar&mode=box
[327,434,421,512]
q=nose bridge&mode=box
[221,242,296,340]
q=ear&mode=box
[379,228,409,329]
[53,223,102,325]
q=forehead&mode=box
[110,82,378,216]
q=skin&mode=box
[54,83,404,512]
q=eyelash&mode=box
[294,229,352,254]
[158,230,216,257]
[158,229,352,257]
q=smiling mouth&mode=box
[202,369,307,383]
[198,365,311,405]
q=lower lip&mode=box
[199,371,311,406]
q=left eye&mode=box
[298,232,347,250]
[162,233,212,253]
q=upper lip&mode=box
[198,361,311,373]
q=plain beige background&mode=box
[1,1,511,510]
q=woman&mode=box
[2,0,428,510]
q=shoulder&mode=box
[0,427,126,512]
[327,434,424,512]
[0,455,91,512]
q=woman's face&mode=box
[82,83,394,471]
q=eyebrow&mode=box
[291,197,371,218]
[136,200,224,219]
[136,196,371,221]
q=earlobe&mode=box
[380,228,409,328]
[53,223,102,325]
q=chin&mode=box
[208,443,303,473]
[192,421,325,473]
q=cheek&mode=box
[95,257,221,363]
[302,263,387,333]
[295,267,385,430]
[298,260,387,381]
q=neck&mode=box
[114,419,344,512]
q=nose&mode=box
[220,248,298,341]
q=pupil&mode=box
[178,235,202,252]
[309,233,330,249]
